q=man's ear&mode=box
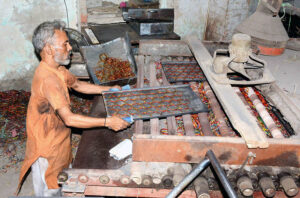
[44,43,54,55]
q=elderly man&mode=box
[17,20,130,196]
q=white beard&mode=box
[54,51,71,66]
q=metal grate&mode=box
[103,85,208,120]
[162,61,206,83]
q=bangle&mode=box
[104,118,106,127]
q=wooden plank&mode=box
[182,115,195,136]
[161,68,177,135]
[185,35,269,148]
[149,59,160,135]
[139,40,193,56]
[175,81,194,136]
[203,81,234,137]
[84,186,196,198]
[189,82,212,136]
[134,55,145,134]
[132,134,300,167]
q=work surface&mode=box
[73,96,133,169]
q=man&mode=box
[17,20,130,196]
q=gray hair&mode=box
[32,20,66,54]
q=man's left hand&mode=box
[109,85,121,91]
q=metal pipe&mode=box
[166,159,210,198]
[206,150,238,198]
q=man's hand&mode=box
[109,85,121,91]
[106,115,130,131]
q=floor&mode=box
[0,48,299,197]
[260,49,300,107]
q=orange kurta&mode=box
[18,61,76,191]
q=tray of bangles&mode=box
[102,84,208,120]
[81,35,137,86]
[161,61,206,83]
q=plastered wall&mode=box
[0,0,79,91]
[160,0,249,41]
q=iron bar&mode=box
[165,159,210,198]
[206,150,238,198]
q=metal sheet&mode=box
[161,61,206,83]
[126,8,174,22]
[80,35,137,86]
[130,22,174,36]
[103,84,208,120]
[89,23,180,44]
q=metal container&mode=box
[80,34,137,86]
[125,8,174,22]
[130,22,174,36]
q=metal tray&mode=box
[80,34,137,86]
[162,61,206,83]
[103,84,208,120]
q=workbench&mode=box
[63,38,300,197]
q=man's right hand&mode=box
[106,116,130,131]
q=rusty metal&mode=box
[237,176,254,197]
[194,177,210,198]
[258,173,276,197]
[279,174,299,197]
[103,84,208,120]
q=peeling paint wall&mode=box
[205,0,249,41]
[0,0,79,91]
[159,0,174,8]
[161,0,249,41]
[173,0,209,40]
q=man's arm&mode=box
[71,80,121,94]
[57,106,129,131]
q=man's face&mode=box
[52,30,72,65]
